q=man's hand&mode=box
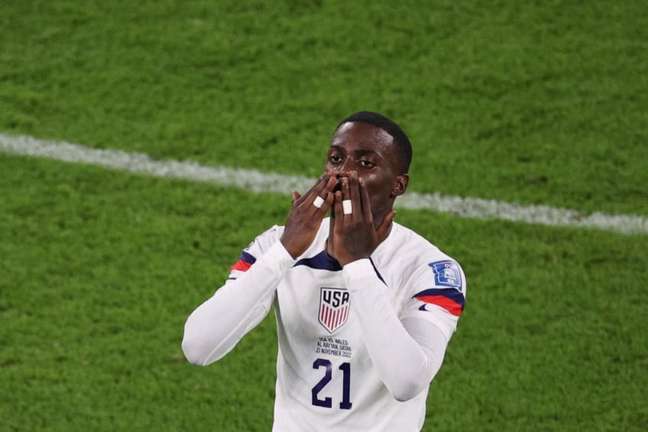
[328,171,395,266]
[280,175,336,259]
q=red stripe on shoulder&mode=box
[231,260,252,272]
[418,295,463,316]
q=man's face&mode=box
[325,121,407,222]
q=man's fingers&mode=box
[333,191,344,229]
[341,176,354,220]
[319,191,335,214]
[321,176,337,202]
[328,193,336,233]
[292,191,301,206]
[309,176,336,215]
[358,178,373,225]
[376,209,396,241]
[295,175,328,207]
[341,176,350,200]
[348,171,362,222]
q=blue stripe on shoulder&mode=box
[240,251,257,265]
[413,288,465,306]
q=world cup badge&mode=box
[429,260,463,291]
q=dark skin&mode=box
[281,122,409,265]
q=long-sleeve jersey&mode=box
[182,218,467,431]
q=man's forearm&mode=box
[182,241,295,366]
[343,259,448,402]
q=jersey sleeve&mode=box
[226,225,284,282]
[182,225,292,366]
[400,258,467,340]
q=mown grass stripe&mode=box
[2,133,646,235]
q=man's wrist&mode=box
[279,236,298,259]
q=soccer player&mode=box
[182,112,467,431]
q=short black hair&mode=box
[336,111,412,174]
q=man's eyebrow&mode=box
[353,148,387,162]
[329,145,384,159]
[353,148,380,156]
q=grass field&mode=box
[1,1,648,431]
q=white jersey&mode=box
[227,218,466,432]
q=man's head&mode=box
[325,111,411,225]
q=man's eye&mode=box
[329,155,342,164]
[359,160,374,168]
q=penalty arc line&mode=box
[1,133,647,236]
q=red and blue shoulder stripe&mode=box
[414,288,465,316]
[230,251,257,272]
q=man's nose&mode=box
[331,159,353,177]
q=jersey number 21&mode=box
[311,358,352,409]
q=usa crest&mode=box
[319,287,350,333]
[429,260,463,291]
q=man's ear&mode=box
[391,174,409,197]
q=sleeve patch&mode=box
[429,260,463,291]
[414,288,465,316]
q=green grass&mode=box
[0,154,284,431]
[2,0,648,215]
[1,155,647,431]
[2,1,648,431]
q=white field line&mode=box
[1,133,647,236]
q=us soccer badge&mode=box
[319,287,350,333]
